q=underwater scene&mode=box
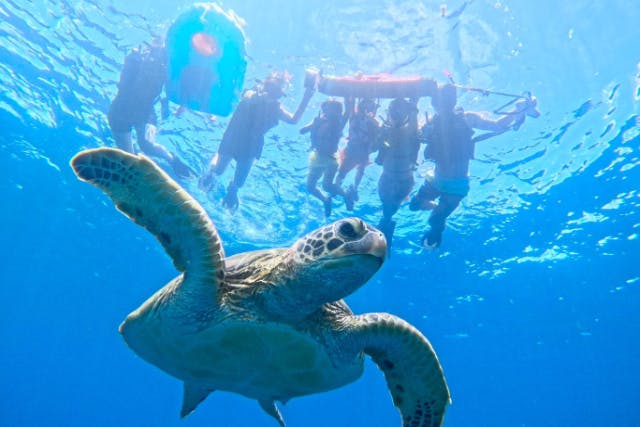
[1,1,639,426]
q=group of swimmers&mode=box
[107,39,539,250]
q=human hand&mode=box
[511,95,540,130]
[304,68,319,91]
[515,95,540,118]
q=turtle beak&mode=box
[370,231,387,260]
[338,230,387,264]
[363,224,387,261]
[358,230,387,262]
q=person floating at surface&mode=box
[199,71,314,211]
[334,98,381,210]
[410,83,540,249]
[375,97,421,249]
[107,37,192,178]
[300,98,354,218]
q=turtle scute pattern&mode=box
[70,148,450,427]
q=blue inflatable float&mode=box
[166,3,247,116]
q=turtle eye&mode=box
[337,220,358,240]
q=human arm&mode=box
[408,99,422,162]
[465,95,539,133]
[341,97,355,130]
[299,117,316,135]
[464,110,512,132]
[280,87,315,124]
[369,118,383,153]
[373,125,390,165]
[408,97,420,130]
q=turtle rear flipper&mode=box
[181,383,213,418]
[258,399,285,427]
[71,148,225,295]
[346,313,450,427]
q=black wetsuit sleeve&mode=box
[118,50,140,91]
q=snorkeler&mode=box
[376,97,421,249]
[334,98,381,210]
[410,83,539,248]
[199,71,315,211]
[300,98,353,217]
[108,37,192,178]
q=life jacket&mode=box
[423,110,474,163]
[309,115,342,157]
[347,113,379,154]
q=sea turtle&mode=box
[70,147,450,427]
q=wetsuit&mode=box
[411,110,475,247]
[214,89,281,189]
[108,47,167,134]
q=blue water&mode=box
[1,1,639,426]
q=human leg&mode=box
[333,155,358,211]
[112,131,134,153]
[223,156,253,211]
[410,179,439,211]
[335,152,356,187]
[324,161,357,212]
[108,103,135,153]
[379,172,414,219]
[135,124,170,160]
[376,173,404,248]
[199,152,232,192]
[135,124,192,178]
[334,157,349,188]
[323,160,345,197]
[307,165,332,217]
[422,192,463,248]
[229,157,252,189]
[306,152,333,217]
[345,163,368,206]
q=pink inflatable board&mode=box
[309,70,437,99]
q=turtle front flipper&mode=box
[345,313,450,427]
[71,148,225,294]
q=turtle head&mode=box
[291,217,386,266]
[269,218,386,315]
